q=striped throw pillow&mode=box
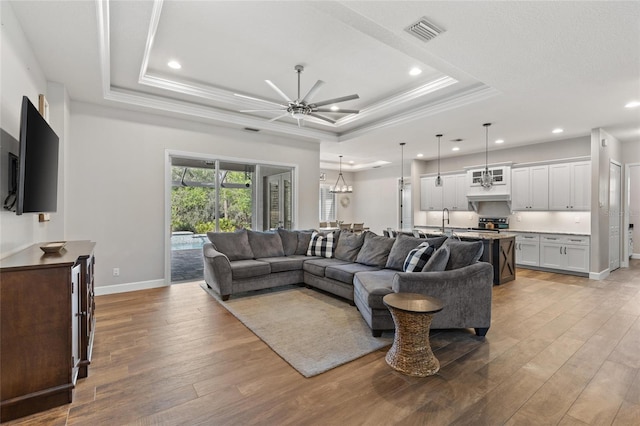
[403,242,434,272]
[307,232,334,258]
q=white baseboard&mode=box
[632,253,640,260]
[589,268,610,280]
[95,279,167,296]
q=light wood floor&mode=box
[6,261,640,425]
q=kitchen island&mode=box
[418,228,516,285]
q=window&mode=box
[319,184,336,221]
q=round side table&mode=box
[382,292,444,377]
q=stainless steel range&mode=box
[473,217,509,232]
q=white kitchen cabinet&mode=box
[442,174,468,211]
[511,166,549,210]
[420,176,443,211]
[548,161,590,211]
[539,234,590,273]
[515,233,540,266]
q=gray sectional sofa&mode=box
[203,229,494,337]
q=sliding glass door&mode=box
[168,155,294,282]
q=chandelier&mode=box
[481,123,493,188]
[330,155,353,193]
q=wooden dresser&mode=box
[0,240,96,422]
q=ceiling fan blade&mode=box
[240,109,285,112]
[265,80,292,103]
[268,112,290,123]
[234,93,285,107]
[311,94,359,108]
[300,80,325,103]
[315,108,360,114]
[308,113,336,124]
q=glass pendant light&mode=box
[330,155,353,193]
[481,123,494,188]
[435,134,443,187]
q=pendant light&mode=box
[399,142,406,190]
[481,123,493,188]
[435,134,443,187]
[330,155,353,193]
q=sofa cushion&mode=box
[295,231,314,255]
[444,239,484,270]
[333,230,365,262]
[307,232,335,258]
[385,234,423,270]
[230,259,271,279]
[385,235,448,270]
[325,263,381,285]
[247,230,284,259]
[356,232,395,267]
[422,244,451,272]
[303,258,350,277]
[207,230,254,261]
[403,242,435,272]
[277,229,299,256]
[258,255,308,273]
[353,269,397,309]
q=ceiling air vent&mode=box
[405,18,444,42]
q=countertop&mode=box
[416,226,589,237]
[420,229,516,240]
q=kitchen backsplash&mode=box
[421,210,591,235]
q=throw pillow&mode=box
[355,231,396,267]
[277,229,299,256]
[444,239,484,270]
[403,242,435,272]
[295,231,314,255]
[206,229,254,261]
[385,234,424,270]
[333,230,365,262]
[422,245,450,272]
[307,232,334,258]
[247,230,285,258]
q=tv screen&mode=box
[16,96,59,215]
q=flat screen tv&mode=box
[16,96,59,215]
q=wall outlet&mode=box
[516,215,521,222]
[575,216,580,223]
[113,268,120,277]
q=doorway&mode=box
[609,161,621,272]
[166,153,295,283]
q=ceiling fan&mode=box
[235,65,359,127]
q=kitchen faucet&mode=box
[442,208,450,233]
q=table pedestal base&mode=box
[385,307,439,377]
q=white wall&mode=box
[623,141,640,257]
[352,166,405,234]
[0,1,64,257]
[67,102,319,290]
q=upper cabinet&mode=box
[420,176,443,211]
[548,161,591,210]
[421,174,467,211]
[511,165,549,210]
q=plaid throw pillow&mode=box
[403,242,434,272]
[307,232,334,258]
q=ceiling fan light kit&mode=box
[239,65,360,127]
[330,155,353,194]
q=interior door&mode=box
[609,161,621,271]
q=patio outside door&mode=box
[266,172,292,230]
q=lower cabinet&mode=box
[515,233,589,275]
[515,234,540,266]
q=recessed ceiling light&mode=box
[495,139,504,144]
[349,160,355,164]
[552,128,564,134]
[452,147,460,151]
[417,153,424,158]
[168,60,182,70]
[409,67,422,76]
[625,101,640,108]
[330,105,340,111]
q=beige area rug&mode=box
[201,284,392,377]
